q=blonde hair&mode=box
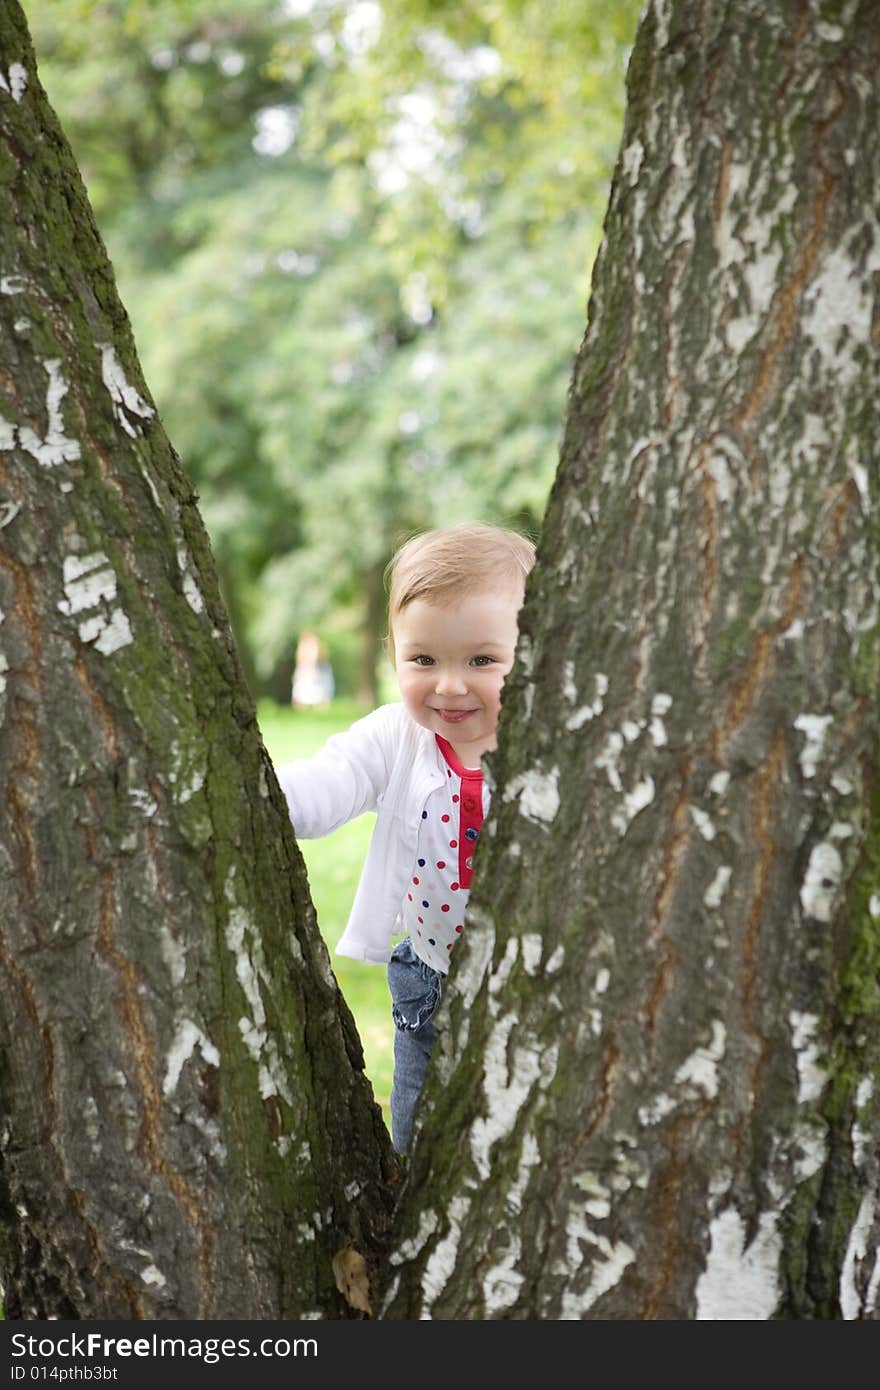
[385,522,536,660]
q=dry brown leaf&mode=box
[332,1246,372,1315]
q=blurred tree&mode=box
[29,0,641,704]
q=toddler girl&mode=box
[277,522,535,1152]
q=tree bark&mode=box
[383,0,880,1319]
[0,2,397,1320]
[3,0,879,1324]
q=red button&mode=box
[464,797,476,812]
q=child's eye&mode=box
[412,655,435,666]
[470,655,494,667]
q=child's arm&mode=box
[274,706,394,839]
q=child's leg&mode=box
[387,936,442,1154]
[390,1016,436,1154]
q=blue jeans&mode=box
[387,936,442,1154]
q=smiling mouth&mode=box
[435,709,476,723]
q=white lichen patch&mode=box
[850,459,869,507]
[469,1015,558,1182]
[450,911,495,1014]
[225,882,293,1106]
[559,1208,635,1317]
[160,926,186,986]
[562,660,578,703]
[388,1208,439,1267]
[0,500,20,529]
[520,934,543,976]
[139,1264,166,1289]
[799,841,843,923]
[0,63,28,102]
[420,1196,470,1313]
[621,137,644,185]
[177,547,206,615]
[793,713,832,779]
[573,1171,612,1208]
[852,1114,871,1169]
[789,1011,826,1104]
[83,1096,101,1153]
[840,1191,876,1320]
[675,1021,726,1098]
[638,1091,677,1126]
[100,344,155,437]
[481,1132,541,1315]
[689,805,716,841]
[706,448,735,503]
[802,243,880,384]
[179,770,205,804]
[129,788,158,819]
[504,766,560,825]
[18,360,81,467]
[58,553,133,654]
[696,1207,781,1319]
[703,865,732,909]
[163,1018,220,1096]
[566,704,594,731]
[81,607,134,655]
[612,776,655,836]
[829,821,853,841]
[567,673,609,730]
[596,732,624,791]
[167,737,207,806]
[647,692,671,748]
[709,770,730,796]
[595,968,610,995]
[545,943,564,973]
[792,1120,827,1183]
[488,937,519,998]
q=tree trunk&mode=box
[383,0,880,1319]
[357,561,387,710]
[0,2,397,1320]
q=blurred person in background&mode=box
[291,630,335,710]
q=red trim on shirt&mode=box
[436,736,484,888]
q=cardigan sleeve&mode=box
[274,704,400,839]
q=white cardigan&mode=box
[275,703,447,964]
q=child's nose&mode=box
[434,668,468,695]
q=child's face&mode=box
[392,585,523,766]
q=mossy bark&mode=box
[383,0,879,1319]
[0,2,397,1319]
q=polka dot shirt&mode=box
[400,735,489,974]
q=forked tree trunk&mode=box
[0,2,397,1319]
[2,0,878,1323]
[383,0,880,1319]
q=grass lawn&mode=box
[257,699,394,1127]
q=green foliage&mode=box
[28,0,640,694]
